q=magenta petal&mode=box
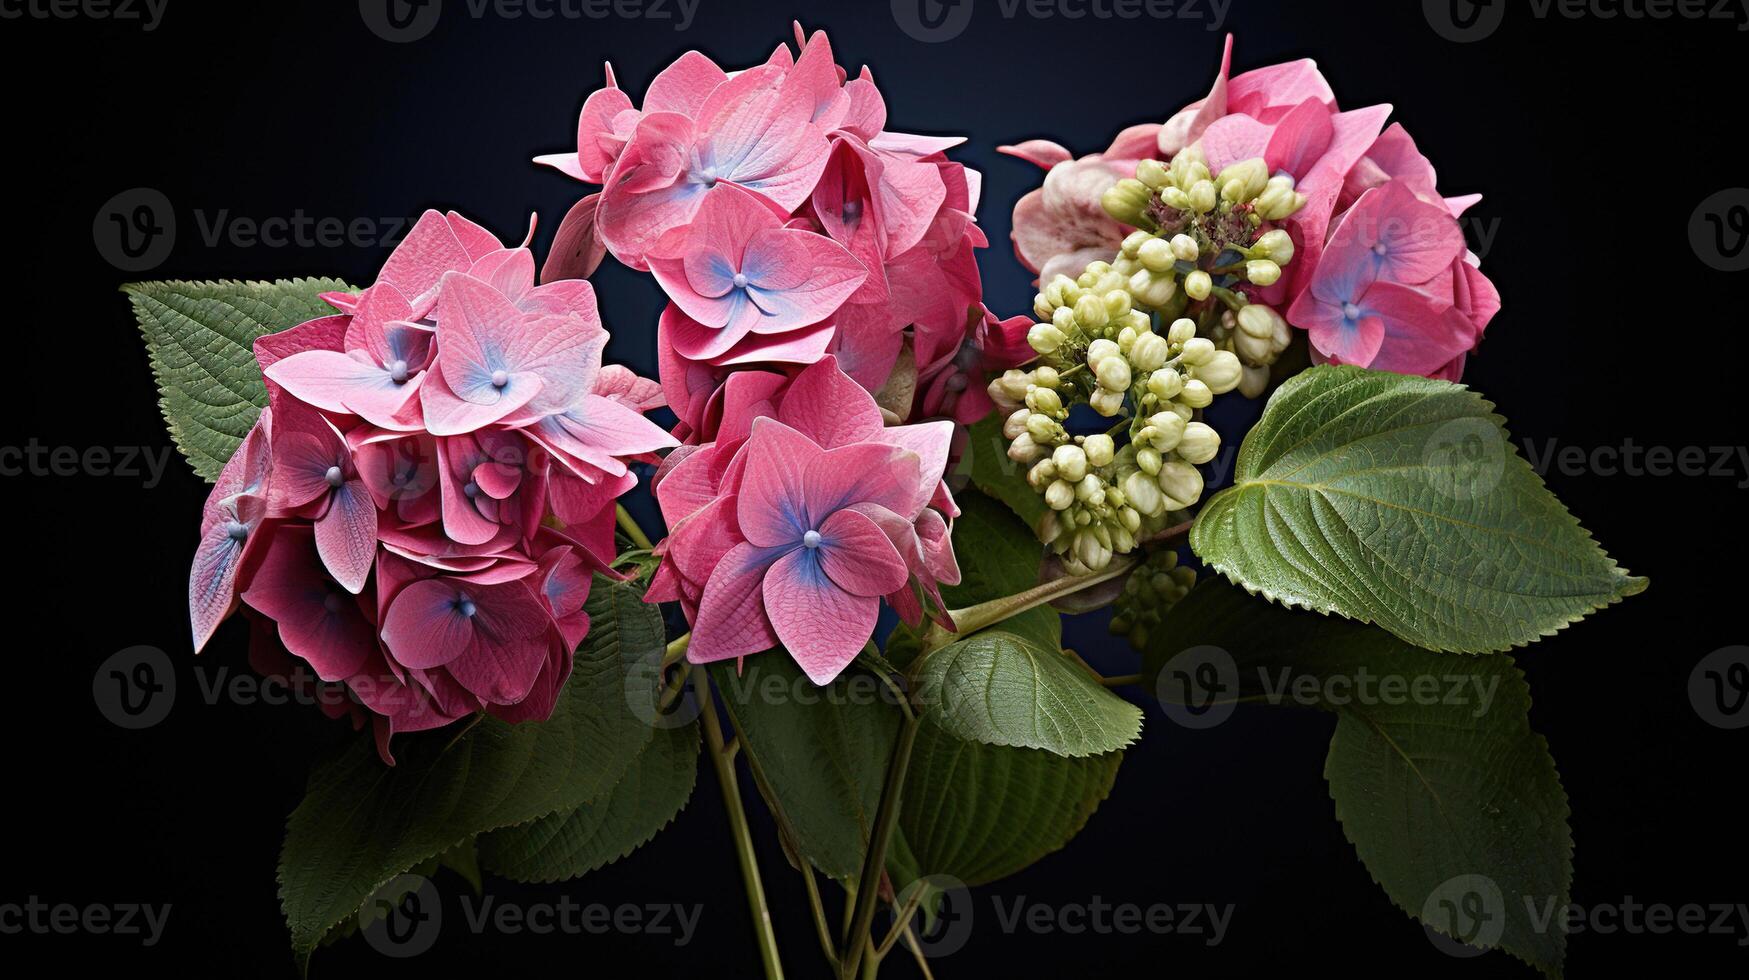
[378,210,473,307]
[762,549,876,685]
[541,193,609,283]
[997,139,1073,170]
[775,356,882,447]
[241,531,375,681]
[1264,98,1335,178]
[735,419,818,548]
[1199,113,1273,174]
[314,479,377,594]
[687,541,783,664]
[380,578,477,670]
[817,509,909,598]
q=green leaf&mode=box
[914,628,1140,757]
[125,278,353,480]
[1190,365,1645,653]
[900,719,1121,887]
[710,656,902,881]
[1147,580,1572,977]
[959,411,1049,532]
[480,718,699,883]
[278,575,665,962]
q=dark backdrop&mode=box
[6,0,1746,976]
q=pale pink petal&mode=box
[763,549,876,685]
[817,508,909,597]
[687,541,785,663]
[314,479,377,594]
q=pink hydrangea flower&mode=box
[190,209,675,759]
[648,357,959,682]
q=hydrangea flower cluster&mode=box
[648,357,960,684]
[1007,35,1499,382]
[188,210,676,760]
[540,24,1021,441]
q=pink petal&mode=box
[775,355,883,447]
[998,139,1073,170]
[644,50,729,118]
[380,578,480,670]
[687,541,784,663]
[314,479,377,594]
[762,549,876,685]
[377,210,472,308]
[735,419,819,548]
[817,508,909,597]
[1264,98,1335,178]
[541,193,609,283]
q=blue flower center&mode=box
[1343,303,1362,321]
[802,529,823,549]
[458,597,477,618]
[389,359,409,383]
[732,272,749,290]
[464,480,480,499]
[324,465,344,488]
[224,520,248,542]
[491,369,509,389]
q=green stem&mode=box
[916,557,1141,657]
[838,710,921,980]
[692,668,784,980]
[615,503,655,551]
[1102,673,1145,688]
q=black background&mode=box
[5,0,1746,976]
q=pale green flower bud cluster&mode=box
[1108,550,1197,651]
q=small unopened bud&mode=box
[1130,332,1171,372]
[1045,479,1076,511]
[1138,237,1175,273]
[1148,366,1183,400]
[1026,413,1058,442]
[1135,158,1171,190]
[1255,184,1306,221]
[1235,329,1275,364]
[1089,387,1127,416]
[1237,303,1280,339]
[1027,459,1057,489]
[1034,366,1061,388]
[1076,474,1105,505]
[1148,412,1187,452]
[1123,471,1165,517]
[1053,444,1089,483]
[1158,461,1205,511]
[1245,260,1281,286]
[1238,365,1271,399]
[1170,234,1201,262]
[1083,434,1116,468]
[1003,408,1031,439]
[1026,386,1063,415]
[1028,323,1066,354]
[1074,293,1109,330]
[1104,290,1133,320]
[1087,339,1121,370]
[1074,529,1113,570]
[1177,422,1221,464]
[1121,230,1152,256]
[1167,318,1197,345]
[1135,446,1163,476]
[1188,180,1218,214]
[1160,187,1191,211]
[1184,270,1213,301]
[1096,357,1132,392]
[1178,378,1214,408]
[1217,159,1270,202]
[1101,178,1152,226]
[1254,229,1294,264]
[1180,337,1217,366]
[1008,432,1043,463]
[1197,350,1244,394]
